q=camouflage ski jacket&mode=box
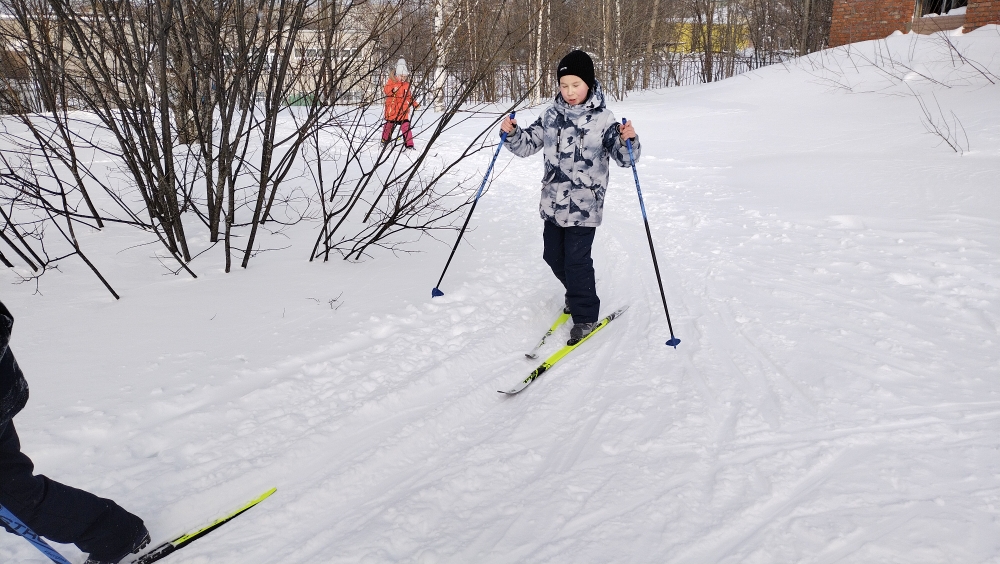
[504,81,640,228]
[0,300,28,429]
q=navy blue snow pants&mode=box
[0,408,144,560]
[542,220,600,324]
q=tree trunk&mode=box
[644,0,661,89]
[160,0,191,262]
[433,0,447,112]
[532,0,544,104]
[800,0,812,55]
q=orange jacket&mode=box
[384,77,417,122]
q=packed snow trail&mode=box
[2,28,1000,563]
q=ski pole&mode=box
[623,118,680,348]
[0,504,73,564]
[431,112,515,297]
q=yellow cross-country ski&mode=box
[524,311,572,359]
[501,306,628,395]
[134,487,276,563]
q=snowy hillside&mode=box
[2,27,999,563]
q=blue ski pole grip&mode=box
[499,111,516,139]
[622,117,634,151]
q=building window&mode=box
[920,0,967,16]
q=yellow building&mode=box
[663,20,751,53]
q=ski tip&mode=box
[431,287,444,298]
[666,337,681,348]
[524,353,537,359]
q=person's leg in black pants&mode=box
[542,220,599,324]
[0,419,145,561]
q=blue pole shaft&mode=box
[623,118,680,348]
[432,112,515,297]
[0,504,74,564]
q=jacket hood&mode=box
[553,80,606,119]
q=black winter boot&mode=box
[84,528,150,564]
[568,322,597,345]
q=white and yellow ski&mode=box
[502,306,628,395]
[133,487,276,563]
[525,311,572,359]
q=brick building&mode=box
[829,0,1000,46]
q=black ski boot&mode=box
[84,529,150,564]
[568,322,597,345]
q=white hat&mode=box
[395,58,409,77]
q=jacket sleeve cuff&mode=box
[618,133,638,147]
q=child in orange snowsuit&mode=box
[382,59,419,149]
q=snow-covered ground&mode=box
[2,27,999,563]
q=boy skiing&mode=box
[500,50,639,345]
[381,58,419,150]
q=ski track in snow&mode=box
[3,29,1000,563]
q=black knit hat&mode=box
[557,50,595,91]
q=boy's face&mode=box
[559,75,589,106]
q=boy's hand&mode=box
[501,115,517,134]
[619,120,636,142]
